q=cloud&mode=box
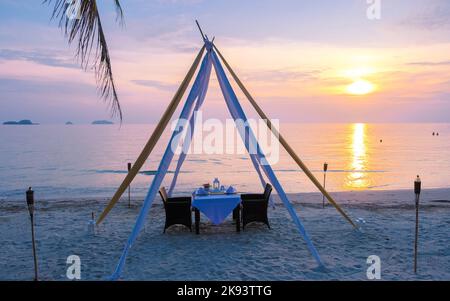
[406,60,450,66]
[108,15,201,54]
[156,0,204,4]
[400,2,450,30]
[241,69,320,83]
[0,49,78,69]
[131,79,178,91]
[0,77,95,94]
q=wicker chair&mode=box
[241,183,272,230]
[159,187,192,233]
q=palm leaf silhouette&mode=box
[44,0,124,120]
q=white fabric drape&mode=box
[109,44,323,280]
[210,49,323,267]
[110,53,213,280]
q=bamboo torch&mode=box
[414,175,421,274]
[26,187,38,281]
[127,162,132,208]
[322,162,328,208]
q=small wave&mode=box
[366,184,391,189]
[186,159,208,163]
[90,169,190,175]
[328,169,387,173]
[431,200,450,203]
[40,167,58,171]
[273,169,387,173]
[91,169,128,174]
[140,170,158,175]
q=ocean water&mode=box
[0,123,449,200]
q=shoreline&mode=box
[1,187,449,280]
[2,187,449,206]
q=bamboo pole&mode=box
[26,187,38,281]
[414,175,421,274]
[322,162,328,209]
[96,46,206,224]
[30,215,38,281]
[214,45,356,228]
[195,20,206,41]
[127,162,132,208]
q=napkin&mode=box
[195,187,208,196]
[226,186,237,194]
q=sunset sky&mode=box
[1,0,450,123]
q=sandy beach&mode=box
[1,188,449,281]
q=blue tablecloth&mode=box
[192,194,241,225]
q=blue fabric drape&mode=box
[168,53,213,196]
[167,53,268,198]
[110,53,213,280]
[211,50,323,267]
[109,44,322,280]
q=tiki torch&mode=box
[322,162,328,208]
[88,211,96,234]
[26,187,39,281]
[128,162,132,208]
[414,175,421,274]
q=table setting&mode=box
[192,178,241,233]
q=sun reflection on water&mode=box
[346,123,370,189]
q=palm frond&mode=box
[44,0,124,120]
[113,0,124,24]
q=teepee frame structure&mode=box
[97,22,356,279]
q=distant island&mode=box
[65,121,74,125]
[92,120,114,125]
[3,119,38,125]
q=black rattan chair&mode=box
[241,183,272,230]
[159,187,192,233]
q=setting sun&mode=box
[346,79,375,95]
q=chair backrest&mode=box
[264,183,273,201]
[159,187,168,204]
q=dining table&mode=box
[191,191,241,234]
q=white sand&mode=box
[1,188,449,280]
